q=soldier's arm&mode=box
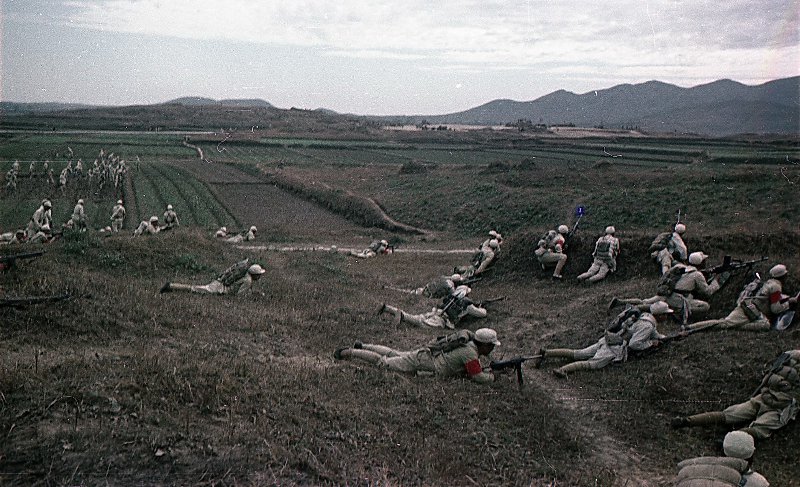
[465,358,495,384]
[626,322,659,351]
[694,271,720,296]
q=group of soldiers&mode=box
[3,149,128,196]
[213,225,258,244]
[132,204,180,236]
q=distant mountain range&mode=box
[1,77,798,136]
[379,77,799,136]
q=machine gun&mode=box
[0,250,45,272]
[702,256,769,280]
[490,355,542,386]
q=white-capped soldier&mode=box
[611,250,723,319]
[651,223,688,275]
[161,260,265,296]
[214,226,228,238]
[673,431,769,486]
[537,301,671,378]
[333,328,500,385]
[455,238,500,278]
[349,239,391,258]
[133,216,160,237]
[535,224,569,279]
[26,200,52,239]
[379,285,487,329]
[577,225,620,283]
[163,204,179,230]
[111,200,126,232]
[686,264,796,332]
[71,198,87,232]
[226,225,257,244]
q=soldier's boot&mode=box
[553,360,591,378]
[160,282,172,294]
[673,411,726,429]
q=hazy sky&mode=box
[2,0,798,115]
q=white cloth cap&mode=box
[450,274,462,281]
[723,431,755,459]
[769,264,787,278]
[605,226,615,234]
[674,223,686,234]
[488,239,499,249]
[454,285,471,299]
[649,301,674,315]
[474,328,500,346]
[77,199,84,205]
[557,225,569,234]
[149,216,159,223]
[42,200,52,208]
[117,200,123,205]
[248,264,266,275]
[688,251,708,265]
[250,225,257,232]
[489,230,501,238]
[167,204,173,210]
[744,472,769,487]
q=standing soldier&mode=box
[28,161,36,178]
[685,264,796,332]
[42,160,49,177]
[12,160,20,172]
[160,259,265,296]
[162,204,180,230]
[577,226,620,283]
[650,223,688,275]
[535,225,569,279]
[26,200,52,239]
[5,168,17,193]
[133,216,160,237]
[333,328,500,385]
[537,301,672,378]
[59,167,68,195]
[111,200,126,232]
[47,167,55,186]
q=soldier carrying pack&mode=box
[426,329,474,356]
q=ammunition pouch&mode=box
[740,301,761,321]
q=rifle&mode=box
[1,293,71,308]
[750,352,792,397]
[702,256,769,279]
[0,251,45,271]
[568,206,585,240]
[660,320,721,344]
[490,355,542,386]
[477,296,506,307]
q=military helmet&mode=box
[488,239,499,249]
[250,225,257,232]
[117,200,123,205]
[474,328,501,346]
[769,264,788,278]
[674,223,686,234]
[649,301,674,315]
[557,225,569,234]
[248,264,266,275]
[605,226,615,235]
[42,199,52,209]
[722,431,755,459]
[149,216,159,223]
[688,251,708,266]
[77,199,84,205]
[167,204,173,210]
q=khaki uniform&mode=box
[111,204,126,232]
[133,221,159,237]
[545,313,665,375]
[652,231,687,274]
[687,278,787,332]
[536,231,568,277]
[625,265,721,317]
[674,457,767,486]
[578,234,620,282]
[26,205,52,239]
[345,342,494,384]
[226,229,256,244]
[350,240,389,258]
[169,275,254,296]
[383,299,487,330]
[163,210,179,229]
[71,202,87,231]
[680,350,800,440]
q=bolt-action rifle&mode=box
[750,352,793,397]
[490,355,542,386]
[1,293,71,308]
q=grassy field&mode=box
[2,129,800,486]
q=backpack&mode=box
[656,265,688,296]
[423,276,454,299]
[426,329,474,355]
[737,275,764,305]
[441,294,470,323]
[607,306,642,333]
[217,259,250,287]
[648,232,672,252]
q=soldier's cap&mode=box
[42,199,52,208]
[117,200,123,205]
[649,301,673,315]
[77,199,84,205]
[489,230,501,238]
[248,264,266,275]
[674,223,686,234]
[769,264,788,278]
[450,273,462,281]
[149,216,159,223]
[41,224,50,232]
[454,285,471,299]
[167,204,173,210]
[381,239,389,245]
[557,224,569,234]
[605,226,615,234]
[474,328,500,346]
[723,431,755,459]
[488,239,499,249]
[220,226,227,232]
[688,251,708,265]
[250,225,257,232]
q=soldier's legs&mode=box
[577,261,601,281]
[168,281,224,295]
[715,305,770,331]
[687,298,710,316]
[587,263,610,282]
[684,319,723,331]
[553,254,567,277]
[656,248,673,275]
[361,344,397,355]
[542,348,577,361]
[464,304,487,319]
[678,411,727,427]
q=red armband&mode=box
[769,291,782,304]
[465,359,482,376]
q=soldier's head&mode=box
[557,225,569,235]
[453,285,471,299]
[250,225,258,233]
[688,251,708,267]
[149,216,159,226]
[42,199,52,209]
[723,431,755,460]
[77,199,84,205]
[474,328,500,356]
[769,264,788,280]
[489,230,502,241]
[605,226,615,235]
[167,204,173,211]
[674,223,686,234]
[649,301,673,322]
[117,200,123,205]
[248,264,266,281]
